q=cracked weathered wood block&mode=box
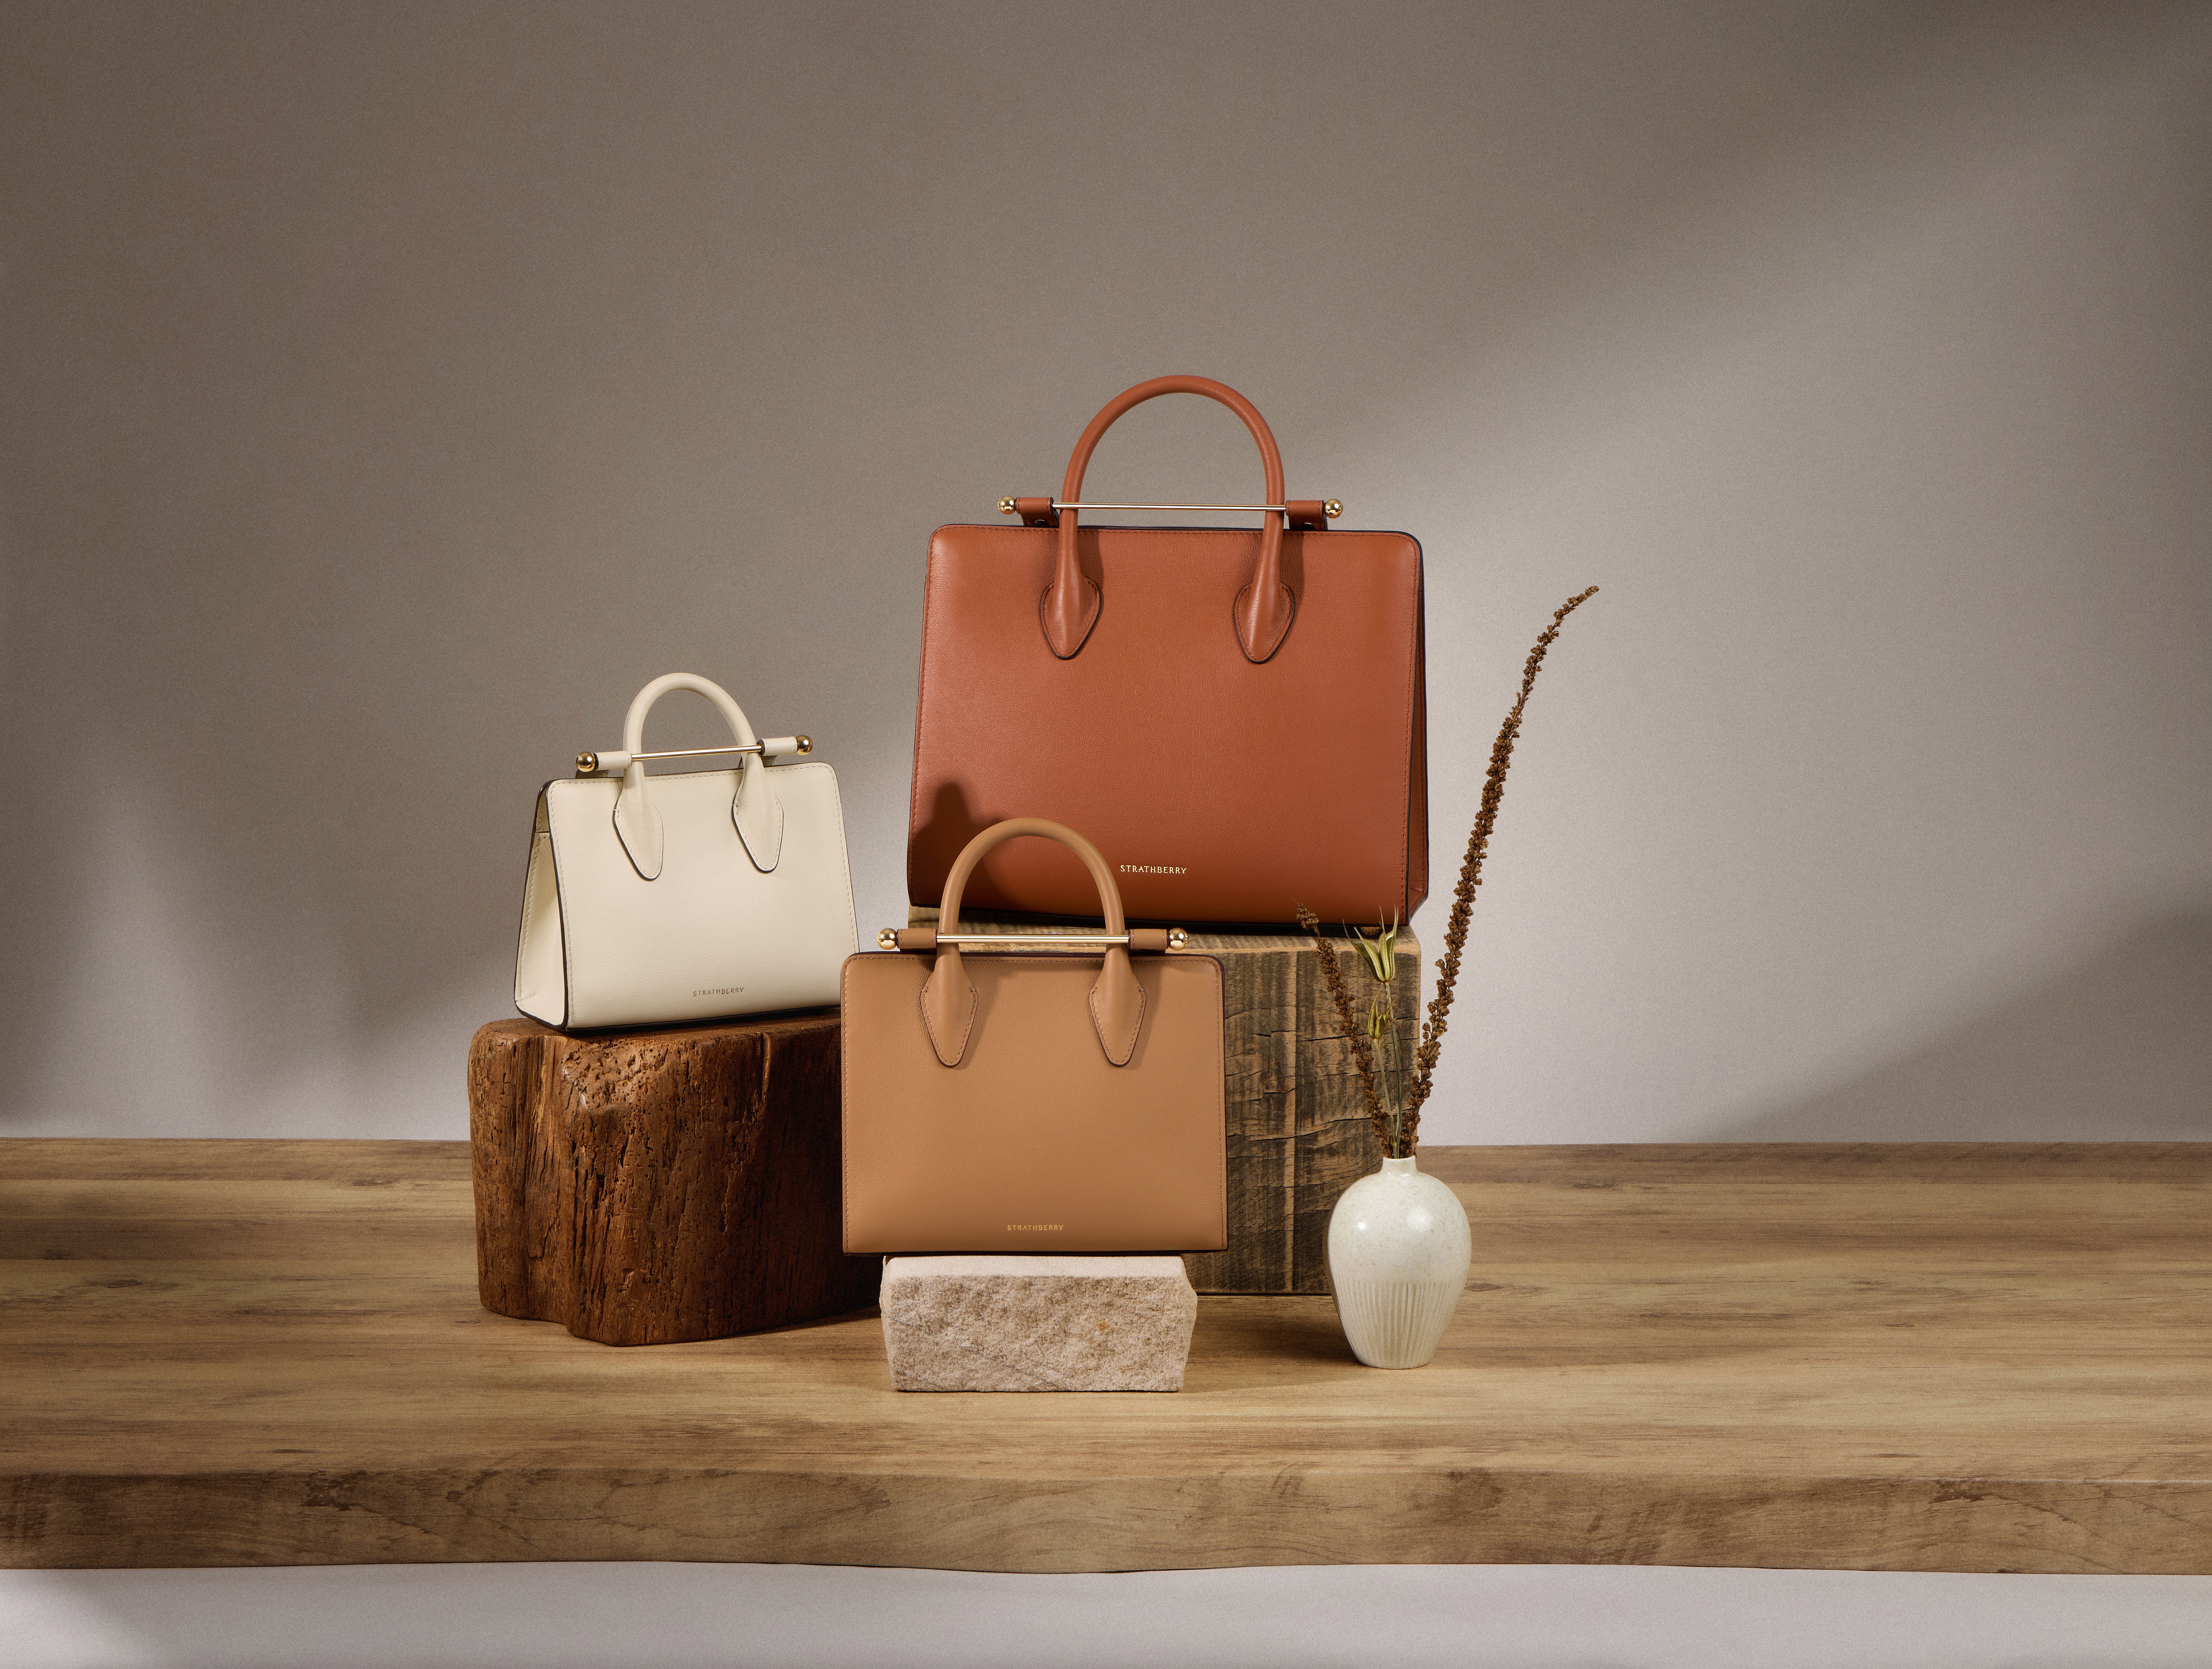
[881,1255,1198,1391]
[468,1015,880,1345]
[908,910,1406,1293]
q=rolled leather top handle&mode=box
[1041,375,1297,664]
[920,818,1146,1069]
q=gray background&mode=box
[7,1562,2212,1669]
[3,0,2208,1146]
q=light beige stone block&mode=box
[880,1255,1198,1392]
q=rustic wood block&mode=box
[908,910,1406,1293]
[468,1015,879,1345]
[880,1255,1198,1391]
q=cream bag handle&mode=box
[612,673,783,879]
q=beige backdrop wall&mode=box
[3,1,2206,1144]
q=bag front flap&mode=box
[540,761,856,1024]
[910,520,1423,922]
[840,948,1225,1253]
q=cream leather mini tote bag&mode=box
[514,672,856,1029]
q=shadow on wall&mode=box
[4,3,2205,1138]
[1714,911,2212,1143]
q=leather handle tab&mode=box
[612,672,783,881]
[1042,375,1296,664]
[921,818,1146,1069]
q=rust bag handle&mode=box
[1040,375,1296,664]
[918,818,1146,1069]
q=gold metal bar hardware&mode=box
[875,927,1190,951]
[575,737,811,777]
[999,500,1341,518]
[940,932,1130,946]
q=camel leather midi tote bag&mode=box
[842,818,1227,1254]
[514,672,857,1029]
[907,374,1427,925]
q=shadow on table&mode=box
[1182,1297,1364,1391]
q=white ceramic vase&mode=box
[1326,1154,1472,1368]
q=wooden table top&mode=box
[4,1139,2208,1573]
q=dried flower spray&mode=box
[1302,586,1599,1159]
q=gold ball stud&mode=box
[1167,927,1189,950]
[575,752,598,775]
[877,928,899,950]
[998,497,1017,515]
[795,735,813,754]
[1323,499,1343,520]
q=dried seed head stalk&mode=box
[1296,903,1390,1152]
[1406,586,1599,1135]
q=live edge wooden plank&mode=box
[3,1139,2208,1574]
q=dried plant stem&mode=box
[1406,586,1599,1134]
[1369,997,1407,1158]
[1296,903,1390,1154]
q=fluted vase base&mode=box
[1325,1154,1472,1369]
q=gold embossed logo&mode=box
[1006,1224,1065,1232]
[1118,864,1187,875]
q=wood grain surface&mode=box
[4,1139,2208,1573]
[905,911,1399,1292]
[470,1014,879,1345]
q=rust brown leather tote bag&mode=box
[842,818,1227,1254]
[908,374,1426,925]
